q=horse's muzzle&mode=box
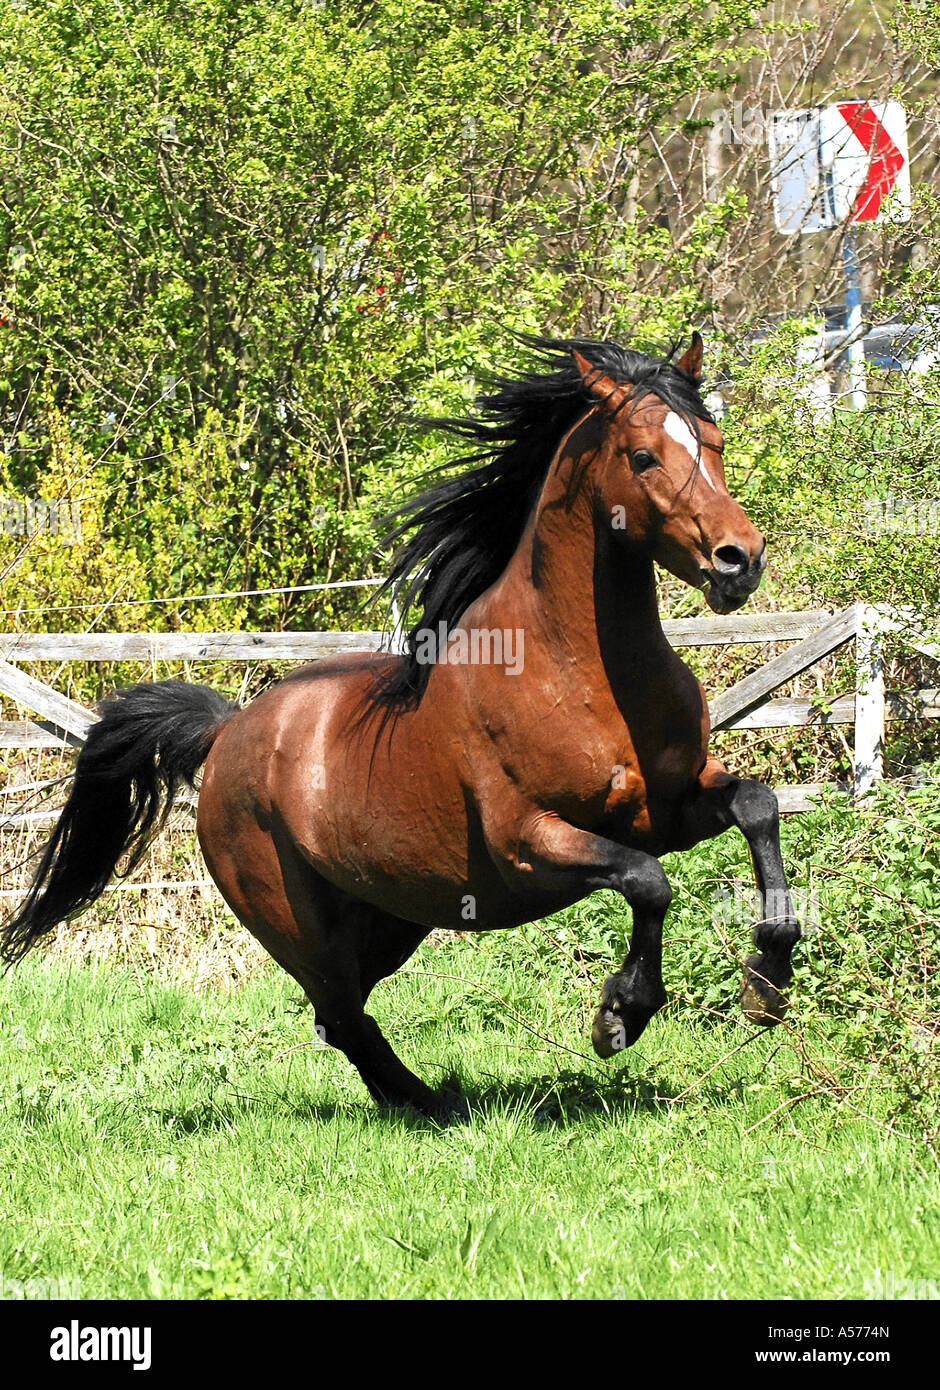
[702,542,766,613]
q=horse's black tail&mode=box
[0,680,236,966]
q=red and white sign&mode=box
[820,100,910,224]
[769,101,910,233]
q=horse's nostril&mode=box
[713,544,750,577]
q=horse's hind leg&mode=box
[354,910,428,1004]
[203,824,456,1117]
[298,894,459,1119]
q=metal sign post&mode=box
[842,223,867,410]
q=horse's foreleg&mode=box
[675,758,801,1025]
[498,815,673,1057]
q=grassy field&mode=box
[1,779,938,1302]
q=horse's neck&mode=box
[494,444,671,696]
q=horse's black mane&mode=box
[368,333,712,713]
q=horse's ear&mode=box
[676,331,704,379]
[572,348,629,414]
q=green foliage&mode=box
[0,0,759,626]
[0,396,150,629]
[710,324,940,632]
[657,766,940,1144]
[896,0,940,72]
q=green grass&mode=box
[1,914,938,1301]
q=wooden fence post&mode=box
[855,605,885,800]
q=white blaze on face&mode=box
[663,411,716,490]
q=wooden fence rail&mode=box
[0,603,936,821]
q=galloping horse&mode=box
[2,334,800,1119]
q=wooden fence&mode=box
[0,603,937,824]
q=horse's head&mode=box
[573,336,765,614]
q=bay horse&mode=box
[1,334,801,1119]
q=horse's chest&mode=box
[600,749,691,832]
[594,710,707,841]
[483,677,708,841]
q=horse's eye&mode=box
[631,450,657,472]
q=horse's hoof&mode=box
[591,973,666,1058]
[739,955,788,1026]
[592,1005,628,1059]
